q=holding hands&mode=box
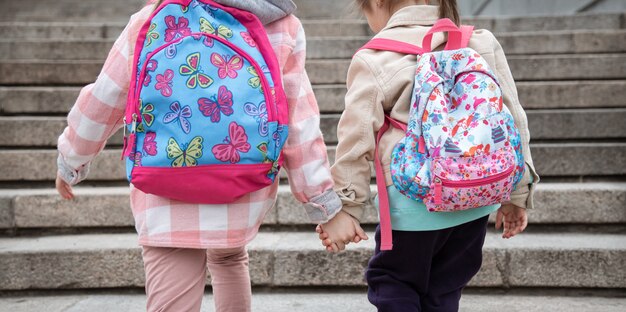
[316,210,368,253]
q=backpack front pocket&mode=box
[424,147,516,212]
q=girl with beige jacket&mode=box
[317,0,540,310]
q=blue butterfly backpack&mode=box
[121,0,289,203]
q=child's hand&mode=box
[495,203,527,239]
[316,211,368,253]
[55,172,74,200]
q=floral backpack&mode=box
[121,0,289,204]
[361,19,525,250]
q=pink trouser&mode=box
[142,246,251,312]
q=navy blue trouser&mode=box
[366,216,489,312]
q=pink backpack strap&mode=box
[358,38,426,55]
[422,18,475,52]
[375,115,407,251]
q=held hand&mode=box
[55,172,74,200]
[316,211,368,253]
[495,203,527,239]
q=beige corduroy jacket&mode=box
[331,5,540,221]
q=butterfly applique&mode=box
[145,23,160,47]
[244,101,268,136]
[198,85,234,123]
[155,69,174,97]
[246,65,269,93]
[210,53,243,79]
[163,101,192,134]
[143,131,158,156]
[212,122,251,164]
[199,17,233,47]
[164,15,191,42]
[167,136,203,167]
[240,31,256,47]
[143,60,158,87]
[180,52,213,89]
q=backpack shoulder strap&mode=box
[357,38,426,55]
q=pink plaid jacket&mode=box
[57,5,340,249]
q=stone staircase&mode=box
[1,0,625,311]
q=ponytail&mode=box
[438,0,460,26]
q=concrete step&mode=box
[0,143,624,182]
[1,231,625,290]
[1,292,626,312]
[2,54,624,87]
[1,183,624,230]
[2,31,625,61]
[2,82,624,116]
[2,108,624,147]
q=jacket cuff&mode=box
[57,154,90,186]
[505,162,540,209]
[304,189,342,224]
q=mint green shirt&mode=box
[376,186,500,231]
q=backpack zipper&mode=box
[433,166,515,204]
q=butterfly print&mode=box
[257,142,271,163]
[246,65,269,93]
[165,41,180,59]
[145,23,159,47]
[129,151,142,166]
[198,85,234,123]
[164,15,191,42]
[180,52,213,89]
[199,17,233,47]
[212,122,251,164]
[163,101,192,134]
[240,31,256,47]
[167,136,203,167]
[141,103,155,127]
[143,60,158,87]
[143,131,158,156]
[155,69,174,97]
[210,53,243,79]
[244,101,268,136]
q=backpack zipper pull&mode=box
[434,177,443,205]
[122,114,138,158]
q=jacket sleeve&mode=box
[56,15,136,185]
[331,54,386,220]
[279,18,342,223]
[491,34,540,209]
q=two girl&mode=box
[319,0,540,311]
[56,0,342,311]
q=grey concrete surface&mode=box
[1,292,625,312]
[0,232,625,290]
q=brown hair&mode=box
[355,0,460,26]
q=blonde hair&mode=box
[355,0,460,26]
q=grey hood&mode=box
[214,0,297,25]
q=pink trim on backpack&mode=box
[131,163,274,204]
